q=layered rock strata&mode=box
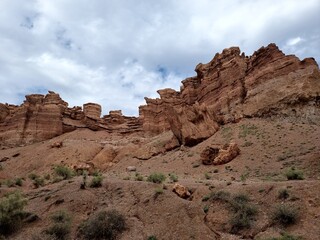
[139,43,320,145]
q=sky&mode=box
[0,0,319,116]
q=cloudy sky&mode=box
[0,0,319,116]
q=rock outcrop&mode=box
[140,43,320,145]
[172,183,191,199]
[201,143,240,165]
[1,43,319,148]
[0,92,142,147]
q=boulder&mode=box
[200,143,240,165]
[172,183,191,199]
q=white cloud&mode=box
[0,0,319,115]
[287,37,303,46]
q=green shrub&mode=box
[80,171,88,189]
[15,178,23,187]
[232,193,250,204]
[134,173,144,181]
[147,173,166,184]
[4,179,15,188]
[54,165,74,180]
[45,211,71,240]
[78,210,126,240]
[90,175,103,188]
[203,205,209,214]
[264,232,302,240]
[204,172,211,180]
[169,173,178,182]
[33,177,45,188]
[229,194,257,233]
[208,190,231,202]
[285,167,304,180]
[0,191,28,236]
[278,189,289,200]
[271,204,299,226]
[154,187,164,199]
[147,236,158,240]
[28,173,39,180]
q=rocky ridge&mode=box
[0,43,319,147]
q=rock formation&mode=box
[172,183,191,199]
[201,143,240,165]
[1,43,319,148]
[140,43,320,145]
[0,92,142,147]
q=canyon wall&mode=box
[1,43,319,147]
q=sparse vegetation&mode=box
[0,191,28,236]
[271,204,299,226]
[203,205,209,214]
[263,232,302,240]
[204,172,211,180]
[135,173,144,181]
[147,236,158,240]
[45,210,71,240]
[32,177,45,188]
[229,194,257,233]
[147,173,166,184]
[207,190,231,202]
[285,167,304,180]
[54,165,74,180]
[28,173,39,180]
[169,173,178,182]
[90,175,103,188]
[278,189,289,200]
[154,187,164,198]
[15,178,23,186]
[4,179,15,188]
[80,171,88,189]
[238,124,258,138]
[78,210,126,240]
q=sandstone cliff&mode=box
[0,92,142,147]
[1,43,319,147]
[139,43,320,145]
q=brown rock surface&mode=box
[172,183,191,199]
[201,143,240,165]
[139,43,320,145]
[1,43,319,149]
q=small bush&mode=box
[50,211,71,223]
[154,187,164,199]
[4,179,15,188]
[147,173,166,184]
[80,171,88,189]
[0,191,28,236]
[229,194,257,233]
[278,189,289,200]
[78,210,126,240]
[271,204,299,226]
[90,175,103,188]
[33,177,45,188]
[54,165,74,180]
[15,178,23,186]
[45,211,71,240]
[285,167,304,180]
[204,172,211,180]
[203,205,209,214]
[232,194,250,204]
[208,190,231,202]
[28,173,39,180]
[265,232,302,240]
[169,173,178,182]
[135,173,144,181]
[147,236,157,240]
